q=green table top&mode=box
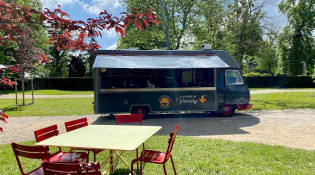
[36,125,162,151]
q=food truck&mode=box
[93,46,252,117]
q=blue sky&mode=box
[40,0,286,50]
[40,0,123,50]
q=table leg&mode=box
[115,151,129,170]
[100,150,136,174]
[110,150,114,172]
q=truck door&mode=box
[225,69,250,104]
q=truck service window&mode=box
[225,70,244,85]
[101,68,215,89]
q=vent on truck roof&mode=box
[201,44,212,50]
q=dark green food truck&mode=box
[93,46,252,117]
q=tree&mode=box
[69,56,86,77]
[253,38,278,75]
[119,0,195,50]
[0,0,158,85]
[278,0,315,75]
[7,26,45,105]
[48,45,69,77]
[189,0,226,50]
[223,0,267,71]
[0,1,159,131]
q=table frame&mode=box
[36,125,161,173]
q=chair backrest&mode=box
[65,117,88,132]
[115,114,143,125]
[42,161,101,175]
[34,125,59,142]
[165,125,179,159]
[11,142,51,175]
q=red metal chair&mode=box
[34,124,88,162]
[64,117,104,162]
[42,161,101,175]
[115,114,144,170]
[115,114,143,125]
[11,142,50,175]
[131,125,179,175]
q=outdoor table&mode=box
[36,125,162,174]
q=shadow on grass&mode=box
[109,168,138,175]
[2,105,21,112]
[92,112,260,136]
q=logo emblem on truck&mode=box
[199,95,207,103]
[159,95,171,109]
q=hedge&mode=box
[244,76,315,88]
[1,76,314,90]
[1,77,94,91]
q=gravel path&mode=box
[1,109,315,150]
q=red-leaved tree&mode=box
[0,1,158,132]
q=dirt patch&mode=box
[1,109,314,150]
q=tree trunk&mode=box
[160,0,171,50]
[22,77,25,106]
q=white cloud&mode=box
[40,0,121,15]
[106,28,120,38]
[40,0,80,9]
[106,43,117,50]
[80,0,121,15]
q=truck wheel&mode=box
[220,105,235,117]
[132,107,149,117]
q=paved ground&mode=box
[1,109,314,150]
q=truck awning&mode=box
[93,55,229,69]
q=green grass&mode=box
[0,89,93,95]
[1,91,315,117]
[249,88,315,91]
[0,98,94,117]
[1,88,314,95]
[251,92,315,110]
[1,137,314,175]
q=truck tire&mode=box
[220,105,235,117]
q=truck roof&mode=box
[93,49,239,69]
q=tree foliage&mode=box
[0,0,158,85]
[69,56,86,77]
[189,0,226,50]
[119,0,195,50]
[119,0,275,73]
[278,0,315,75]
[0,0,159,126]
[223,0,266,70]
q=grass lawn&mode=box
[0,98,94,116]
[0,89,93,95]
[1,137,314,175]
[249,88,315,91]
[252,92,315,110]
[1,88,314,95]
[1,91,315,117]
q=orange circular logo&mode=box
[159,96,171,109]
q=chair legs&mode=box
[140,161,143,175]
[170,155,177,175]
[163,163,167,175]
[131,159,138,175]
[131,158,177,175]
[110,150,114,173]
[136,148,139,170]
[92,151,97,162]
